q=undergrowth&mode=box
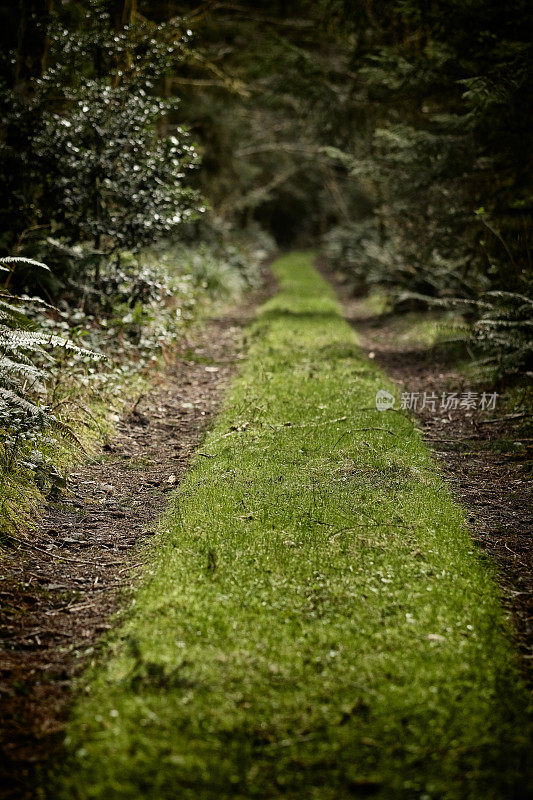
[0,256,102,532]
[324,224,532,380]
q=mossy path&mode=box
[49,253,531,799]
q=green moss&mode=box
[48,252,531,800]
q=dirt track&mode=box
[329,272,532,676]
[0,307,252,799]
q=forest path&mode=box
[46,252,530,800]
[323,264,533,672]
[0,298,263,800]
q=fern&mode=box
[471,291,533,374]
[393,289,533,376]
[0,256,102,505]
[0,256,50,271]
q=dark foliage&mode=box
[0,0,200,275]
[1,0,531,378]
[321,0,533,375]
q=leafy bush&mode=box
[35,84,200,259]
[0,0,201,286]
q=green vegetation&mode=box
[0,256,103,530]
[49,253,530,799]
[160,0,533,376]
[317,0,533,376]
[0,236,266,535]
[2,5,530,790]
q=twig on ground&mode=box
[477,412,530,425]
[4,535,121,566]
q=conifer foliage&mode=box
[321,0,533,374]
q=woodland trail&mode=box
[0,302,261,800]
[324,266,533,671]
[44,253,531,800]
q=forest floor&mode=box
[324,267,533,672]
[44,252,530,800]
[0,253,531,800]
[0,291,265,799]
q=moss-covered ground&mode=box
[48,252,531,799]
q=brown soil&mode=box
[327,270,532,677]
[0,297,260,800]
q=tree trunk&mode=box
[109,0,137,83]
[14,0,53,93]
[110,0,137,30]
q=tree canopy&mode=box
[0,0,531,370]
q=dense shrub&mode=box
[35,84,199,259]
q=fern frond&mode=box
[47,415,86,450]
[0,339,45,365]
[481,290,533,305]
[0,256,50,271]
[476,319,533,329]
[0,299,30,326]
[0,355,45,381]
[0,329,103,359]
[0,253,104,498]
[0,292,56,310]
[0,387,48,421]
[0,369,25,393]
